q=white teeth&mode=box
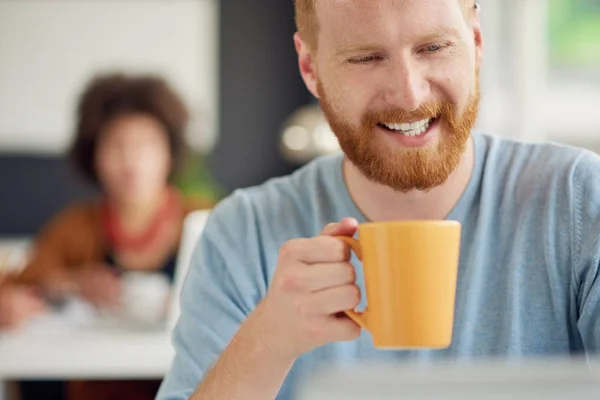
[382,118,432,137]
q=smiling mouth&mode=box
[377,117,438,137]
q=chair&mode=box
[166,209,211,332]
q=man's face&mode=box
[298,0,483,192]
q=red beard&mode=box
[318,80,480,192]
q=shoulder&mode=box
[204,153,343,244]
[189,154,344,299]
[197,153,345,286]
[571,148,600,187]
[570,149,600,244]
[480,132,589,173]
[38,201,100,237]
[477,133,595,195]
[22,201,102,278]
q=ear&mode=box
[294,32,319,99]
[470,5,485,70]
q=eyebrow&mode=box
[419,26,462,43]
[334,26,462,57]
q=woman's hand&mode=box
[73,265,122,309]
[0,285,48,329]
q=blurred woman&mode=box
[1,73,197,317]
[0,72,207,399]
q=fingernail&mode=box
[343,217,358,226]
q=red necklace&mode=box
[101,188,179,252]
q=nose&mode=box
[384,58,430,112]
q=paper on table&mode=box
[15,296,99,336]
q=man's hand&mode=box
[254,217,362,360]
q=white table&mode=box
[0,328,173,380]
[0,239,178,399]
[0,301,175,381]
[1,237,178,382]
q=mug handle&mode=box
[335,236,370,332]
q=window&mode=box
[546,0,600,148]
[549,0,600,78]
[476,0,600,152]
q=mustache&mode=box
[362,100,454,125]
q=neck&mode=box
[343,136,475,221]
[108,188,169,233]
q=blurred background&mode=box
[0,0,598,399]
[0,0,599,237]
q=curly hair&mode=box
[69,73,189,185]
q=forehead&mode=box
[102,115,163,140]
[315,0,467,49]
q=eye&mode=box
[348,55,381,64]
[419,43,451,54]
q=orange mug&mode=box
[337,220,461,349]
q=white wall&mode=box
[0,0,218,154]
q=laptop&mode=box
[295,357,600,399]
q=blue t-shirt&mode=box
[157,132,600,399]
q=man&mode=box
[158,1,600,399]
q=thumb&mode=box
[320,217,359,237]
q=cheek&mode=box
[139,132,172,175]
[150,142,171,168]
[322,69,376,125]
[135,143,172,181]
[95,147,121,183]
[430,55,475,110]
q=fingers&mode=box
[322,315,362,342]
[303,314,362,344]
[22,293,47,314]
[300,284,362,316]
[280,262,356,292]
[98,278,122,308]
[279,218,359,265]
[276,218,361,293]
[320,218,359,237]
[262,219,364,356]
[279,236,352,264]
[0,287,48,329]
[79,270,122,308]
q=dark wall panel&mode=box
[0,155,96,236]
[210,0,312,192]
